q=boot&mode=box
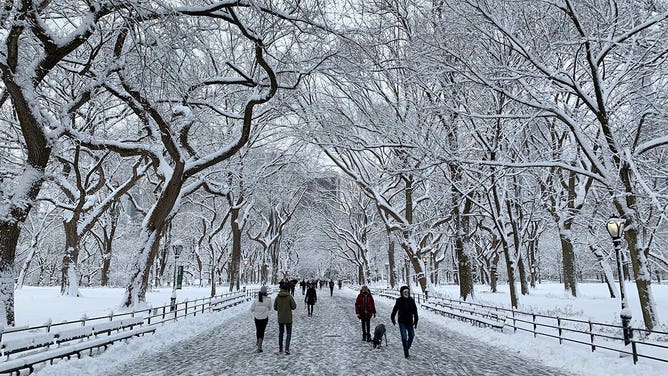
[258,338,263,353]
[285,347,290,355]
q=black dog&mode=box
[372,324,387,348]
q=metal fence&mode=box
[0,290,250,344]
[373,288,668,365]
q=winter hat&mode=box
[399,286,410,295]
[260,285,268,294]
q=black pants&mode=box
[255,318,268,339]
[360,316,371,338]
[307,304,314,315]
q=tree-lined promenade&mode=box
[1,0,667,336]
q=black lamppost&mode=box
[170,240,184,312]
[605,216,633,346]
[422,255,429,300]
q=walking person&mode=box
[274,282,297,355]
[300,279,306,295]
[328,280,335,296]
[354,285,376,342]
[338,279,342,290]
[305,282,317,317]
[250,285,271,352]
[391,286,418,359]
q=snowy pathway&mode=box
[96,288,570,376]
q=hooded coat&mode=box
[305,286,317,305]
[391,286,418,326]
[355,291,376,319]
[273,289,297,324]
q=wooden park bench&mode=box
[422,300,506,331]
[210,294,250,312]
[0,317,154,375]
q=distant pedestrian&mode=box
[289,279,298,296]
[355,285,376,342]
[338,280,342,290]
[274,282,297,355]
[328,280,335,296]
[305,283,317,317]
[300,280,307,295]
[250,285,271,352]
[390,285,418,359]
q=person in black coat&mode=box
[305,283,318,317]
[390,285,418,359]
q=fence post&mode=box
[162,306,166,320]
[631,329,638,364]
[81,314,87,327]
[532,314,536,338]
[512,309,517,333]
[557,318,562,344]
[589,321,595,352]
[185,301,189,317]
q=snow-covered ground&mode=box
[8,283,668,375]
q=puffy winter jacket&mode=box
[391,295,418,326]
[355,293,376,318]
[251,294,272,320]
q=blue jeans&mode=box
[399,322,414,357]
[279,323,292,350]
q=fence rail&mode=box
[0,290,251,373]
[373,288,668,365]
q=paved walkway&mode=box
[103,288,570,376]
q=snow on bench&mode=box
[120,317,145,329]
[91,320,125,336]
[1,332,55,357]
[211,295,250,311]
[0,326,156,375]
[422,302,506,330]
[55,326,94,344]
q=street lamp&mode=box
[244,258,250,285]
[170,240,184,312]
[605,216,633,346]
[422,255,430,300]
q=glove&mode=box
[414,322,418,329]
[374,314,376,318]
[357,315,361,320]
[391,319,396,326]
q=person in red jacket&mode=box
[354,285,376,342]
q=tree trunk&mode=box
[121,167,184,308]
[590,245,616,298]
[455,236,474,300]
[501,241,519,308]
[16,245,37,290]
[229,205,242,292]
[388,236,396,288]
[60,220,81,296]
[517,254,529,295]
[559,226,578,297]
[625,226,659,331]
